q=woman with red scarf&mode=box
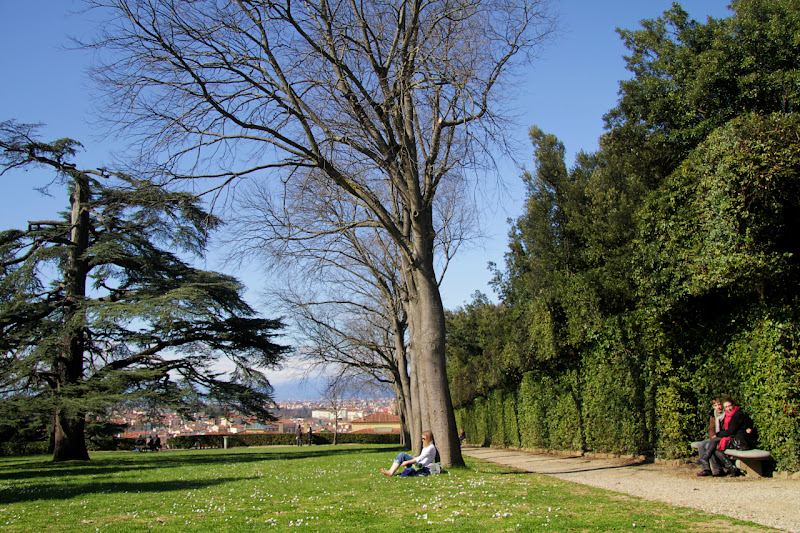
[698,396,753,477]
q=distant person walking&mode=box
[307,425,313,446]
[296,424,303,446]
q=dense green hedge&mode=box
[451,7,800,474]
[721,309,800,470]
[0,438,139,457]
[168,432,401,449]
[0,433,402,457]
[0,441,49,457]
[455,307,800,471]
[88,437,138,452]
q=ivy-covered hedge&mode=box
[723,309,800,470]
[452,112,800,473]
[455,306,800,471]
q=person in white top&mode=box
[381,430,436,476]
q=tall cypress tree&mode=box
[0,122,289,461]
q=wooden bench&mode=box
[690,441,771,477]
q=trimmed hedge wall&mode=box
[0,438,137,457]
[168,432,401,449]
[0,433,401,457]
[454,307,800,472]
[0,441,49,457]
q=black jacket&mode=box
[716,409,753,442]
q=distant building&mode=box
[349,412,401,434]
[311,409,363,422]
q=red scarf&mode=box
[718,406,739,450]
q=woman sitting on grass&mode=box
[381,430,436,476]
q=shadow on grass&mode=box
[0,474,258,504]
[460,461,533,475]
[0,445,405,487]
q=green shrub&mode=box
[487,389,504,446]
[0,441,48,457]
[87,437,137,452]
[581,338,648,455]
[548,384,582,451]
[502,391,521,448]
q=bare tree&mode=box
[319,370,371,445]
[232,169,474,450]
[85,0,556,465]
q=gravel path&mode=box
[462,447,800,532]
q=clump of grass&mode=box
[0,445,776,531]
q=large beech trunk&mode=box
[403,209,464,466]
[409,270,463,467]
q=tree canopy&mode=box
[448,0,800,471]
[82,0,556,466]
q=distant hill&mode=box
[271,378,324,400]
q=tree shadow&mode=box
[0,445,404,485]
[0,475,247,504]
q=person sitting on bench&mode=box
[702,397,755,477]
[695,398,726,476]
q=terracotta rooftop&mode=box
[349,427,401,434]
[350,412,400,424]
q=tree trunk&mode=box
[52,174,91,462]
[333,417,338,446]
[53,407,89,461]
[402,200,463,466]
[392,381,410,447]
[391,314,412,448]
[394,326,421,453]
[406,325,424,456]
[392,374,415,449]
[409,269,463,467]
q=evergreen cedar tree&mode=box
[0,122,290,461]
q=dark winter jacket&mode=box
[716,408,754,450]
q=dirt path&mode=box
[462,447,800,532]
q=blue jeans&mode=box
[697,438,722,473]
[394,452,414,464]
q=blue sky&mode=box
[0,0,731,393]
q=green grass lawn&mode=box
[0,444,776,532]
